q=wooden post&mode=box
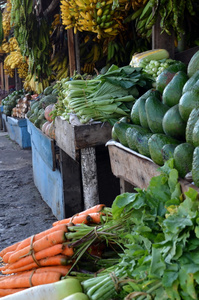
[80,147,99,210]
[74,31,81,74]
[152,14,175,58]
[0,62,4,91]
[67,28,76,77]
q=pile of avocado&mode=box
[2,90,25,116]
[27,85,58,129]
[112,50,199,187]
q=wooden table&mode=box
[107,141,199,195]
[55,117,119,211]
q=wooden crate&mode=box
[55,116,112,161]
[107,142,199,194]
[54,117,120,210]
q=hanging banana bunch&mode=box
[49,52,69,80]
[60,0,131,39]
[4,50,29,79]
[2,0,12,38]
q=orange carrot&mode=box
[5,244,74,271]
[0,271,61,288]
[0,288,27,296]
[15,224,68,252]
[0,225,68,261]
[53,204,106,226]
[8,230,67,264]
[2,255,69,274]
[87,212,104,224]
[2,251,15,264]
[0,242,22,258]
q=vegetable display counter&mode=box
[2,114,31,149]
[107,140,199,194]
[27,119,66,220]
[55,116,120,210]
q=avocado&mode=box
[186,107,199,144]
[145,95,169,133]
[43,86,54,95]
[113,122,136,147]
[162,71,188,107]
[182,71,199,94]
[134,131,153,157]
[126,125,151,151]
[192,146,199,187]
[179,85,199,122]
[173,143,195,178]
[148,133,180,166]
[155,62,187,94]
[139,98,149,130]
[162,104,186,141]
[187,50,199,78]
[130,89,160,125]
[192,119,199,147]
[161,144,178,162]
[111,117,131,141]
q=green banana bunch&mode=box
[132,0,196,41]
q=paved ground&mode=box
[0,131,57,254]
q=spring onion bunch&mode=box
[54,65,153,125]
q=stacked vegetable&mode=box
[52,64,153,125]
[0,205,105,297]
[2,90,25,116]
[1,161,199,299]
[112,49,199,188]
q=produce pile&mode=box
[60,0,131,39]
[2,90,27,116]
[1,161,199,299]
[52,64,153,125]
[26,86,58,139]
[112,49,199,187]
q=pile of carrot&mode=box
[0,204,105,297]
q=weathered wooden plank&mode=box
[108,145,199,194]
[67,28,76,77]
[55,117,112,160]
[59,149,83,217]
[80,147,99,209]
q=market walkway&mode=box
[0,131,57,253]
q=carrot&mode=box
[53,204,106,226]
[4,244,73,271]
[2,251,15,264]
[2,255,69,274]
[0,241,22,258]
[0,271,61,288]
[8,230,67,264]
[15,224,68,251]
[87,212,104,224]
[0,288,27,296]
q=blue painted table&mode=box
[27,119,65,220]
[2,114,31,149]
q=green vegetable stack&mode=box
[112,49,199,187]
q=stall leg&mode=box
[80,147,99,209]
